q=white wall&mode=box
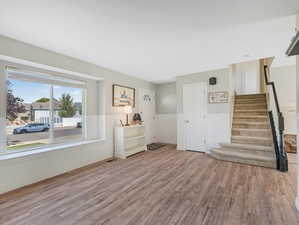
[155,114,177,144]
[296,11,299,213]
[270,65,296,134]
[176,68,231,151]
[155,82,177,144]
[0,35,155,194]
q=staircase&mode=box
[210,93,276,168]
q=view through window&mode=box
[6,72,85,151]
[53,85,83,144]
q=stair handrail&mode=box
[268,111,280,169]
[264,65,288,172]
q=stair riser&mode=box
[209,152,276,168]
[220,143,273,152]
[232,123,269,129]
[235,105,267,110]
[233,118,268,122]
[234,113,268,117]
[232,130,271,137]
[235,95,266,100]
[234,98,267,104]
[235,101,266,106]
[235,99,266,104]
[235,114,268,118]
[221,147,274,157]
[235,95,266,99]
[231,137,272,146]
[235,109,267,112]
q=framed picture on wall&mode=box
[208,91,229,104]
[112,84,135,107]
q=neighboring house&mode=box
[29,100,62,125]
[14,100,82,127]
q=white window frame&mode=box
[2,67,88,153]
[0,57,104,159]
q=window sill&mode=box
[0,139,104,161]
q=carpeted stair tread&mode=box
[210,148,276,168]
[231,135,272,141]
[232,128,271,137]
[235,93,266,98]
[231,135,273,146]
[233,115,268,119]
[232,128,270,132]
[211,148,275,161]
[211,93,276,169]
[235,109,267,112]
[233,121,268,125]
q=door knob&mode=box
[184,120,190,123]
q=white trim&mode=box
[0,66,7,150]
[297,113,299,211]
[0,139,103,161]
[49,85,54,143]
[82,88,88,139]
[7,67,87,86]
[177,145,185,150]
[0,55,103,81]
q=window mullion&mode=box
[82,88,87,140]
[49,85,54,143]
[1,66,7,151]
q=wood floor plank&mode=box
[0,145,298,225]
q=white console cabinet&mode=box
[114,125,146,159]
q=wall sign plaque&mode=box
[208,91,229,104]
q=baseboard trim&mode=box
[0,156,114,198]
[176,145,185,150]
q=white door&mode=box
[235,71,246,94]
[139,89,156,145]
[183,83,207,152]
[234,61,260,95]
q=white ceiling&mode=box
[0,0,298,83]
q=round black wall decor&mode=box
[209,77,217,85]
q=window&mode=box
[53,85,84,144]
[4,68,87,152]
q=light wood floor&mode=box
[0,145,298,225]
